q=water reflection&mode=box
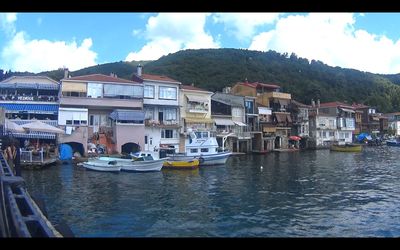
[22,147,400,237]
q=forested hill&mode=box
[143,48,400,113]
[1,48,400,113]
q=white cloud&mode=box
[213,13,281,41]
[0,13,17,36]
[1,31,98,73]
[249,13,400,74]
[126,13,219,62]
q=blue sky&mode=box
[1,13,400,74]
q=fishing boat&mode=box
[330,144,362,152]
[386,140,400,147]
[79,155,165,172]
[78,159,122,172]
[162,159,200,170]
[167,130,232,166]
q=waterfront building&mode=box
[132,65,181,158]
[59,71,144,156]
[230,81,292,150]
[0,76,60,145]
[353,103,388,136]
[383,112,400,136]
[211,91,251,153]
[178,84,214,153]
[288,100,311,149]
[309,101,355,148]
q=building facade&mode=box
[59,72,144,156]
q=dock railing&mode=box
[20,149,45,163]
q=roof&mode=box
[291,100,311,108]
[236,81,280,90]
[318,101,354,110]
[1,75,59,85]
[352,103,370,109]
[181,84,209,92]
[64,74,141,84]
[212,92,245,108]
[135,73,181,84]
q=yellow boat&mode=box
[162,159,200,170]
[330,144,362,152]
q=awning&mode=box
[234,121,247,127]
[109,110,145,121]
[278,99,289,106]
[286,114,292,123]
[37,83,59,90]
[62,82,87,92]
[263,126,276,133]
[185,94,208,103]
[0,83,15,88]
[214,118,235,126]
[184,117,214,123]
[0,103,59,113]
[12,131,56,139]
[340,107,355,113]
[275,113,287,123]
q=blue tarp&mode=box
[357,133,373,142]
[59,143,73,161]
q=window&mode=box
[201,148,209,153]
[190,149,198,153]
[144,107,154,120]
[144,85,155,98]
[87,83,103,98]
[322,131,326,138]
[329,131,335,137]
[89,114,110,127]
[232,108,242,117]
[104,84,143,99]
[161,129,177,139]
[345,132,350,139]
[245,100,254,114]
[159,86,177,100]
[161,108,177,121]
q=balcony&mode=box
[0,94,59,102]
[60,96,142,109]
[264,92,291,100]
[186,104,208,114]
[145,119,180,128]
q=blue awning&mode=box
[0,103,59,113]
[109,109,145,121]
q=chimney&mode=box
[311,99,315,107]
[137,64,142,77]
[317,99,320,108]
[64,68,69,79]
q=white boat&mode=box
[83,155,165,172]
[78,159,122,172]
[168,130,232,166]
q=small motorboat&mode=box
[330,144,362,152]
[162,159,200,170]
[78,159,122,172]
[386,140,400,147]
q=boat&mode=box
[162,159,200,170]
[167,130,232,166]
[78,154,165,172]
[386,140,400,147]
[330,144,362,152]
[78,159,122,172]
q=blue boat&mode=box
[386,140,400,147]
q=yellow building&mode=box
[179,85,214,152]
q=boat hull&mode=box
[162,159,200,170]
[330,144,362,152]
[120,158,165,172]
[386,140,400,147]
[168,152,232,166]
[80,162,122,172]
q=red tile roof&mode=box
[140,74,180,83]
[238,82,280,89]
[351,103,369,109]
[181,85,209,92]
[319,101,354,109]
[64,74,140,84]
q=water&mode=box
[22,146,400,237]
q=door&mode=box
[158,111,164,124]
[144,135,149,151]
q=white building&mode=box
[132,65,181,158]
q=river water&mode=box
[21,146,400,237]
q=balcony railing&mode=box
[0,95,59,102]
[145,119,179,127]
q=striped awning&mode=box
[184,117,214,123]
[0,83,59,90]
[214,118,235,126]
[0,103,59,113]
[11,131,56,139]
[109,109,145,121]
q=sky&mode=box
[1,13,400,74]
